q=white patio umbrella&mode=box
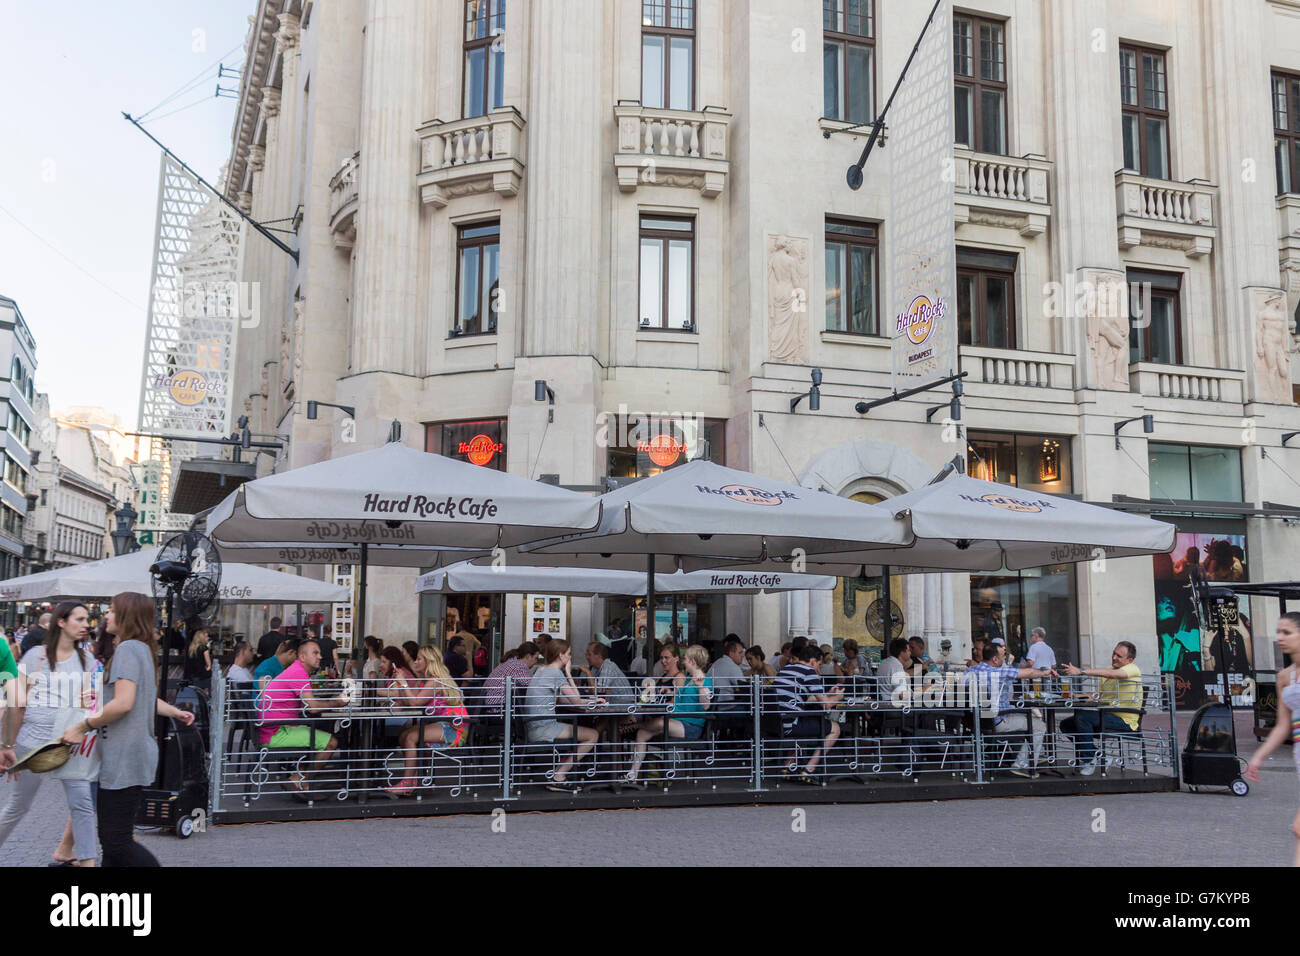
[0,549,350,604]
[720,475,1176,576]
[416,561,837,597]
[205,442,605,661]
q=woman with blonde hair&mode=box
[384,646,469,796]
[183,628,212,685]
[59,592,194,867]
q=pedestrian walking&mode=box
[1245,611,1300,865]
[59,592,194,867]
[0,601,100,866]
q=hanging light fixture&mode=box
[1038,438,1061,483]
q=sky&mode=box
[0,0,253,431]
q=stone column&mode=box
[351,0,426,375]
[1202,0,1288,397]
[1044,0,1126,385]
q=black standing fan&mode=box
[150,531,222,705]
[865,598,904,643]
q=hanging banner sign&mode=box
[889,0,956,390]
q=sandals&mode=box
[385,777,416,797]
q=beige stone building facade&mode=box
[223,0,1300,690]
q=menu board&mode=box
[527,594,567,642]
[331,564,355,653]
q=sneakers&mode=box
[1009,768,1038,779]
[1079,760,1098,776]
[546,780,580,793]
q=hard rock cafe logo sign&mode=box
[696,484,797,506]
[155,369,217,406]
[959,492,1055,513]
[894,294,945,364]
[457,434,503,467]
[639,434,685,468]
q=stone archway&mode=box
[788,438,961,661]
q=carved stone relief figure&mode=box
[1085,272,1129,390]
[1254,288,1292,403]
[767,235,810,364]
[291,298,305,390]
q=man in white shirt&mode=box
[876,638,912,705]
[1025,628,1056,671]
[226,640,256,685]
[707,634,747,708]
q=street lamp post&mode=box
[111,502,140,556]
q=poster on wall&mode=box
[527,594,567,644]
[1152,532,1252,709]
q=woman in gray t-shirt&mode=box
[521,639,604,792]
[60,592,193,867]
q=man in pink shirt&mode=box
[259,640,346,792]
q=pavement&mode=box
[0,714,1293,866]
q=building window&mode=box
[454,221,500,336]
[463,0,506,119]
[1148,443,1243,502]
[639,215,694,330]
[1120,44,1170,179]
[823,0,874,124]
[953,14,1007,154]
[956,248,1016,349]
[966,431,1073,495]
[425,419,508,472]
[607,417,724,478]
[1127,269,1181,365]
[1273,70,1300,195]
[825,218,879,335]
[642,0,694,110]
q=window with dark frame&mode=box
[1127,269,1182,365]
[956,248,1017,349]
[825,218,879,335]
[639,215,695,330]
[1120,43,1170,180]
[823,0,874,125]
[426,419,508,472]
[454,221,500,336]
[1273,69,1300,195]
[642,0,695,110]
[953,13,1007,155]
[463,0,505,119]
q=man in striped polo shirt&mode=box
[773,643,845,782]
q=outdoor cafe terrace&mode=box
[209,670,1179,823]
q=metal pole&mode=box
[500,675,515,801]
[750,675,765,792]
[356,543,369,805]
[1168,674,1181,787]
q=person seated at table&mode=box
[744,646,777,679]
[254,640,297,696]
[258,640,347,793]
[1059,642,1142,776]
[708,635,748,707]
[836,638,863,679]
[962,643,1055,778]
[226,640,256,686]
[401,641,420,670]
[965,635,987,669]
[774,643,844,782]
[876,638,912,705]
[907,636,938,676]
[774,642,794,671]
[523,639,604,792]
[443,637,470,680]
[586,641,635,710]
[818,644,837,677]
[483,641,538,712]
[385,648,471,797]
[625,644,714,786]
[359,636,384,680]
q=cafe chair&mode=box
[1095,686,1151,777]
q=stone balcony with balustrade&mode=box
[415,106,526,209]
[328,151,359,249]
[1115,172,1216,257]
[613,102,730,197]
[1128,362,1244,404]
[953,148,1052,237]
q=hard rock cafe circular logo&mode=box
[459,434,503,467]
[168,370,208,406]
[644,434,684,468]
[978,493,1042,513]
[719,484,782,506]
[894,295,945,346]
